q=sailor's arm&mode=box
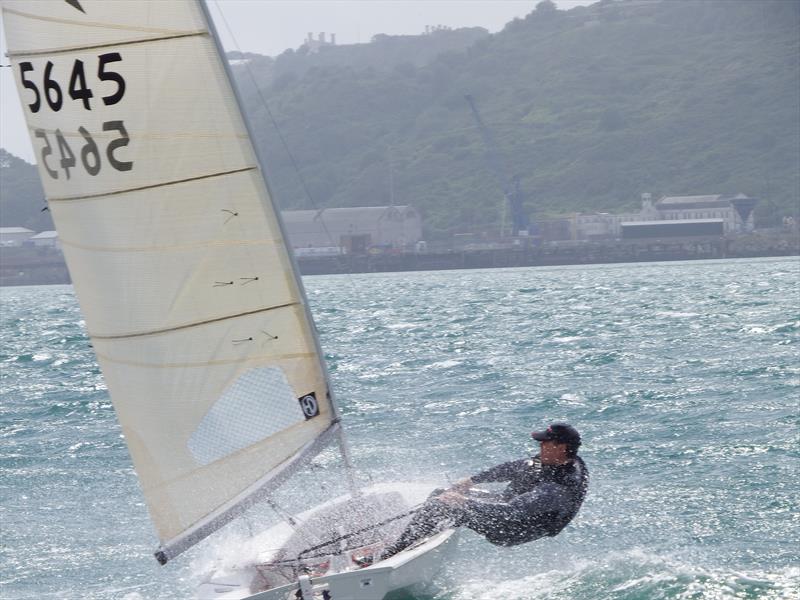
[464,458,530,486]
[461,482,569,521]
[449,477,475,492]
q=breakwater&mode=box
[296,232,799,275]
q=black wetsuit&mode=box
[382,455,588,557]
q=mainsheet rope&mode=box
[255,503,425,566]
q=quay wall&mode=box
[295,234,799,276]
[1,233,797,286]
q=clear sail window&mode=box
[188,366,304,466]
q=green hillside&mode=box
[0,150,52,232]
[237,0,799,237]
[2,0,798,239]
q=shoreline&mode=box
[1,232,797,286]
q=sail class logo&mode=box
[298,393,320,419]
[65,0,85,13]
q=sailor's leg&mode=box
[380,499,456,559]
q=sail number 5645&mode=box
[35,121,132,180]
[19,53,125,113]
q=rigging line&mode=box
[266,499,326,550]
[290,504,424,562]
[243,511,255,538]
[266,499,297,526]
[211,2,360,292]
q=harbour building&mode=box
[282,205,422,255]
[563,193,758,241]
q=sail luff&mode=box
[197,1,360,496]
[197,0,335,418]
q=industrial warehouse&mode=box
[282,205,423,255]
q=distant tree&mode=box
[535,0,558,15]
[0,149,52,231]
[393,62,416,78]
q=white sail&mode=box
[1,0,338,562]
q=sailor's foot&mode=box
[351,542,383,568]
[378,548,393,561]
[351,553,374,568]
[379,544,403,561]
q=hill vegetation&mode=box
[0,150,53,232]
[2,0,798,238]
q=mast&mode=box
[197,0,359,496]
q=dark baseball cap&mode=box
[532,422,581,448]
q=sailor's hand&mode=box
[449,477,473,492]
[437,491,467,506]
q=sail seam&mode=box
[3,12,208,58]
[90,303,300,340]
[7,33,207,58]
[58,238,283,253]
[93,351,316,369]
[2,7,204,35]
[47,167,257,203]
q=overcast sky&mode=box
[1,0,593,164]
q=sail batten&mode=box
[94,351,318,370]
[58,237,283,255]
[47,166,257,202]
[89,302,300,340]
[6,30,209,58]
[2,0,340,560]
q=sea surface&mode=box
[1,257,798,600]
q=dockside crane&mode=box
[464,94,530,237]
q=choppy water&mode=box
[1,258,798,600]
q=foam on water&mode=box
[449,551,800,600]
[1,258,798,599]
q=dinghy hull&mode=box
[198,483,458,600]
[244,529,457,600]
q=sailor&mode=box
[380,422,588,559]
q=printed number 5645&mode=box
[35,121,132,180]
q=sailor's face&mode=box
[540,440,569,464]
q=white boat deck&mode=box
[197,483,458,600]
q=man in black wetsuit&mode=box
[380,422,588,559]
